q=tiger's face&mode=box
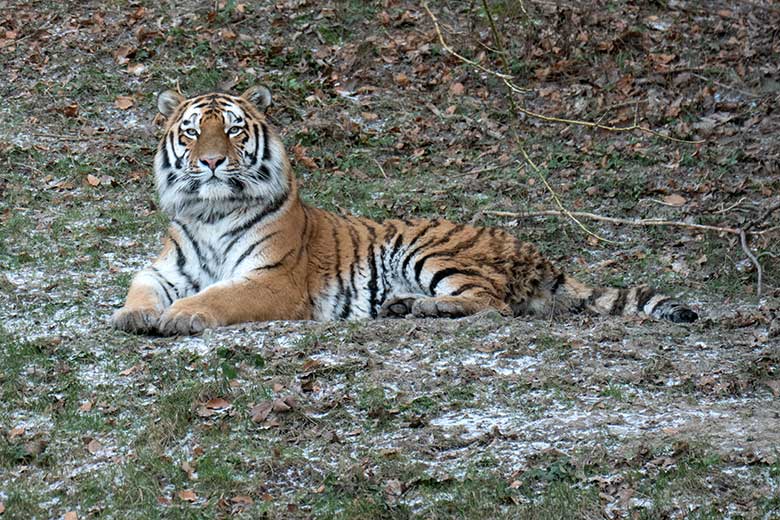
[154,86,290,219]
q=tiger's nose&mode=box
[200,155,226,172]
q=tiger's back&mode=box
[111,86,697,336]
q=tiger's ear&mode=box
[241,85,272,112]
[157,90,185,118]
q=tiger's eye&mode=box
[184,128,199,138]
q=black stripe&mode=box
[174,220,216,279]
[413,227,482,285]
[451,283,485,297]
[610,289,628,316]
[170,237,200,293]
[346,221,361,314]
[363,223,379,318]
[150,267,175,304]
[328,217,350,320]
[257,163,271,182]
[228,176,244,193]
[232,231,279,272]
[403,224,464,280]
[221,193,289,256]
[261,123,271,161]
[636,287,656,310]
[254,249,294,272]
[550,272,566,294]
[429,267,482,294]
[648,297,672,314]
[169,132,183,169]
[159,143,171,170]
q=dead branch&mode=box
[483,209,753,235]
[484,207,778,297]
[422,3,704,144]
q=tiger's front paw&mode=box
[158,303,219,336]
[111,307,161,334]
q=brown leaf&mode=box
[119,363,142,376]
[394,72,410,86]
[272,397,292,413]
[87,439,102,454]
[62,103,79,118]
[181,460,195,479]
[85,174,101,187]
[766,380,780,397]
[8,426,24,440]
[384,479,403,497]
[126,63,145,76]
[301,359,322,373]
[177,489,197,502]
[292,144,317,169]
[79,401,93,412]
[663,194,686,206]
[114,96,134,110]
[449,82,465,96]
[250,401,273,423]
[0,501,4,514]
[64,512,77,520]
[205,398,231,410]
[361,112,379,121]
[231,495,253,506]
[113,45,134,65]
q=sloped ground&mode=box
[1,1,779,518]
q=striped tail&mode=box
[550,274,698,323]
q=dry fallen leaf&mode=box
[204,398,231,410]
[250,401,273,423]
[292,144,317,169]
[449,82,465,96]
[114,96,134,110]
[231,495,253,506]
[64,512,77,520]
[663,193,686,206]
[0,501,5,514]
[87,439,102,454]
[394,72,410,86]
[86,174,101,187]
[126,63,145,75]
[62,103,79,118]
[8,426,24,440]
[79,401,93,412]
[119,364,143,376]
[177,489,197,502]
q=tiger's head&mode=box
[153,86,292,220]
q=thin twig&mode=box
[481,0,516,112]
[422,3,704,144]
[516,152,618,244]
[423,3,514,81]
[739,230,763,297]
[483,209,775,236]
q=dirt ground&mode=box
[1,1,779,518]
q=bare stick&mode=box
[516,151,619,244]
[739,230,763,297]
[483,209,778,237]
[422,3,703,144]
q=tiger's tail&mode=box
[544,273,699,323]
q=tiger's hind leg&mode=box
[380,293,510,319]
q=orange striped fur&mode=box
[112,87,698,335]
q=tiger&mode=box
[111,86,698,336]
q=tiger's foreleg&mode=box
[112,237,200,334]
[111,267,181,333]
[157,274,309,335]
